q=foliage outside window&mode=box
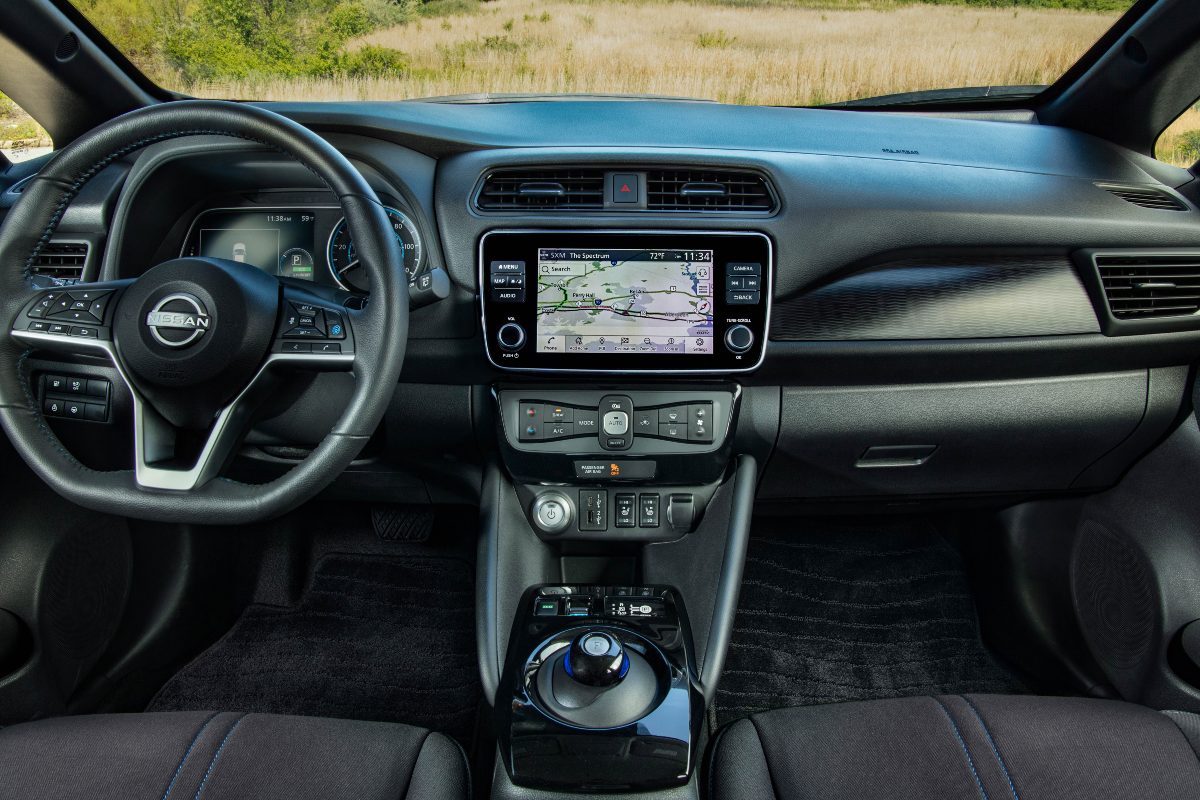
[1156,105,1200,168]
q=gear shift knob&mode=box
[565,631,629,687]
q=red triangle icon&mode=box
[620,183,632,193]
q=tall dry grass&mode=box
[190,0,1117,106]
[1155,106,1200,168]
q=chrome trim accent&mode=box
[12,328,352,491]
[478,228,773,374]
[145,292,210,347]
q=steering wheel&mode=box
[0,101,408,523]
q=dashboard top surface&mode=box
[262,99,1177,185]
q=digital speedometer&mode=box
[326,207,423,293]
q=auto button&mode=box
[599,395,633,451]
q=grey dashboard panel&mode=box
[759,371,1169,500]
[771,254,1100,340]
[267,99,1172,183]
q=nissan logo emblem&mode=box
[145,293,211,348]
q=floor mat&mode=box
[714,523,1023,727]
[149,554,480,747]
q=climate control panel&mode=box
[500,389,732,456]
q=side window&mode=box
[0,92,52,164]
[1155,102,1200,168]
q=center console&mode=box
[478,229,774,798]
[496,585,701,793]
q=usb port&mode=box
[565,597,592,616]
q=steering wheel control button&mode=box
[496,322,527,352]
[532,492,573,536]
[724,323,755,353]
[282,341,311,354]
[324,311,346,339]
[48,323,70,335]
[638,494,660,528]
[579,490,608,532]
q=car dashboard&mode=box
[11,97,1200,505]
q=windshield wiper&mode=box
[821,85,1045,109]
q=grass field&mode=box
[3,0,1197,167]
[199,0,1117,106]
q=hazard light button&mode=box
[612,173,639,204]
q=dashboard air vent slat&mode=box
[1097,183,1188,211]
[30,241,88,284]
[477,169,605,210]
[646,169,775,212]
[1097,254,1200,319]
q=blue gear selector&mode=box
[565,631,630,687]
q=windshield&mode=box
[70,0,1132,106]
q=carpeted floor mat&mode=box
[149,554,480,748]
[714,523,1023,727]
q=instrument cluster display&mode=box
[181,206,424,293]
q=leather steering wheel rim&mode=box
[0,100,408,524]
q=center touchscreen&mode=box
[535,248,714,355]
[480,231,771,373]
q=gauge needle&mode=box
[337,259,359,275]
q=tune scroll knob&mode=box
[496,322,527,352]
[724,324,755,354]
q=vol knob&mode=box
[724,324,754,354]
[497,322,526,352]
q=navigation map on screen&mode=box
[535,248,714,354]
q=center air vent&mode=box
[476,169,605,210]
[31,241,88,284]
[646,169,775,212]
[1097,183,1188,211]
[475,166,777,212]
[1096,254,1200,319]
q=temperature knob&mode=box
[724,324,755,354]
[497,322,527,352]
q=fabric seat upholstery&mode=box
[0,710,469,800]
[708,694,1200,800]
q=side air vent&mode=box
[1097,182,1188,211]
[476,169,605,210]
[646,169,775,212]
[1096,254,1200,319]
[31,241,88,283]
